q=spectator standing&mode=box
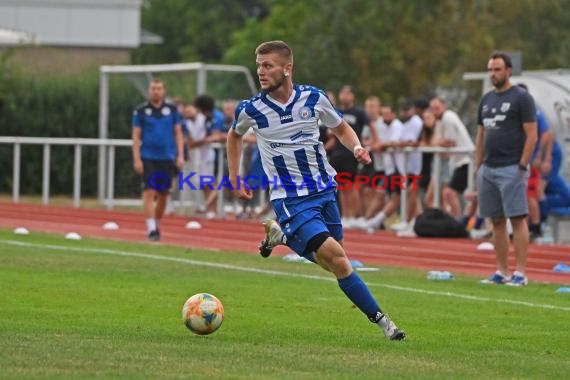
[131,78,184,241]
[430,97,475,219]
[418,109,438,207]
[357,105,405,231]
[359,96,388,221]
[193,94,226,218]
[389,101,423,233]
[329,85,371,225]
[476,53,537,286]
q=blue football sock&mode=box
[338,271,381,320]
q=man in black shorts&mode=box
[132,78,184,240]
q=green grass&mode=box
[1,230,570,379]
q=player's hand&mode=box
[231,180,254,201]
[354,146,372,165]
[133,159,143,175]
[176,156,185,170]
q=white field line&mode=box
[3,239,570,313]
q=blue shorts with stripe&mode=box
[271,188,343,256]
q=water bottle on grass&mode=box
[427,271,454,281]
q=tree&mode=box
[223,0,570,105]
[133,0,268,64]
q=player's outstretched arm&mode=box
[331,121,371,165]
[227,129,253,200]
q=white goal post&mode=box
[97,62,258,206]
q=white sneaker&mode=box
[350,217,369,230]
[353,217,366,228]
[470,229,492,240]
[376,313,406,341]
[390,220,410,232]
[343,217,357,229]
[506,271,529,287]
[397,227,417,238]
[355,218,378,232]
[258,220,287,258]
[480,270,509,285]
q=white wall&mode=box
[0,0,142,48]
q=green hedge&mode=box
[0,64,142,198]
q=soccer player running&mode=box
[475,53,537,286]
[132,78,185,241]
[226,40,405,340]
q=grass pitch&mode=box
[1,229,569,379]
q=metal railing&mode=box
[396,146,475,219]
[1,136,131,208]
[0,137,229,213]
[0,136,473,219]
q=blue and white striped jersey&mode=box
[232,85,342,200]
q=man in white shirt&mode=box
[358,105,407,231]
[430,97,475,219]
[184,104,216,216]
[390,101,423,231]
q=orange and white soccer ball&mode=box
[182,293,224,335]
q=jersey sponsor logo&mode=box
[162,107,171,116]
[298,106,311,120]
[280,114,293,122]
[500,102,511,113]
[145,108,152,116]
[482,114,507,128]
[269,142,296,149]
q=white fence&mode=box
[0,136,226,213]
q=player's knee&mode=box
[314,238,349,270]
[491,217,507,227]
[509,215,526,227]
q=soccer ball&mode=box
[182,293,224,335]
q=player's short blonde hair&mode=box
[255,40,293,63]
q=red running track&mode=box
[1,202,570,285]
